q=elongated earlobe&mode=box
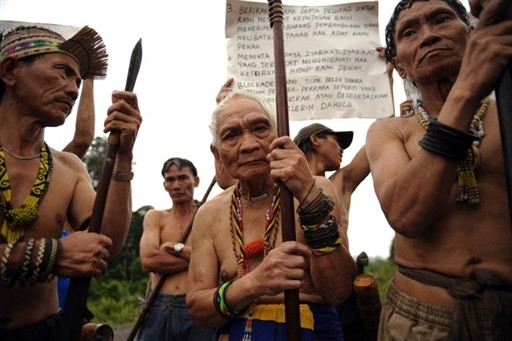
[391,57,407,79]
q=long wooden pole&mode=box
[58,39,142,341]
[267,1,301,340]
[126,176,217,341]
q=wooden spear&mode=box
[126,175,217,341]
[267,1,302,339]
[58,38,142,341]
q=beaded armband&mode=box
[301,215,341,256]
[213,281,243,319]
[0,238,62,288]
[112,170,134,182]
[419,118,479,160]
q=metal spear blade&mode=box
[125,38,142,91]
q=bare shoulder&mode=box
[194,187,232,232]
[52,148,84,165]
[143,208,165,223]
[368,116,406,135]
[367,115,419,151]
[315,175,336,190]
[314,176,339,203]
[51,148,90,176]
[198,187,233,213]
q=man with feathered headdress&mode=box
[0,25,142,340]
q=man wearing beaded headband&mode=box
[187,90,357,340]
[365,0,512,339]
[0,25,142,339]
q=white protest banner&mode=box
[0,20,80,39]
[226,0,393,120]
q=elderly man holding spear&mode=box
[186,89,356,340]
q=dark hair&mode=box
[161,157,198,177]
[385,0,470,62]
[0,54,40,101]
[298,132,329,158]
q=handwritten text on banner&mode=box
[226,0,393,120]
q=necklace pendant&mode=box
[471,144,480,169]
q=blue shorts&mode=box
[137,293,216,341]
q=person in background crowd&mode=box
[294,123,369,340]
[366,0,512,339]
[138,157,216,341]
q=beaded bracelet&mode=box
[419,118,479,160]
[44,238,61,282]
[19,239,35,286]
[30,238,46,283]
[302,215,341,256]
[112,170,134,182]
[213,281,243,319]
[311,237,342,256]
[0,238,62,287]
[38,238,56,282]
[0,242,15,287]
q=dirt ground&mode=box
[113,323,135,340]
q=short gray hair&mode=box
[209,90,277,147]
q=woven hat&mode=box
[294,123,353,150]
[0,25,108,79]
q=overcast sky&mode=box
[0,0,471,258]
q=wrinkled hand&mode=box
[250,241,311,296]
[216,78,234,104]
[104,91,142,154]
[57,230,112,277]
[400,99,414,116]
[268,136,315,199]
[470,0,512,22]
[455,5,512,101]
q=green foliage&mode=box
[365,257,397,302]
[88,276,147,325]
[81,137,152,326]
[83,136,107,189]
[87,206,152,325]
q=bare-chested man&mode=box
[0,25,141,340]
[138,157,215,340]
[293,123,369,340]
[366,0,512,339]
[187,90,356,340]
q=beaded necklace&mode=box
[0,143,53,242]
[230,182,280,341]
[230,182,280,277]
[415,97,490,204]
